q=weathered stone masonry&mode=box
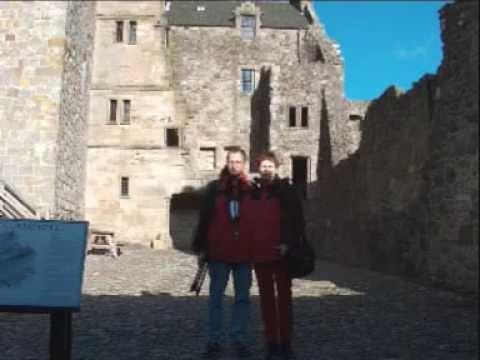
[309,0,478,292]
[0,1,476,293]
[84,0,364,246]
[0,1,96,219]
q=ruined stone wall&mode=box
[311,0,478,292]
[426,1,478,290]
[0,1,95,219]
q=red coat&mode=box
[242,189,282,263]
[207,194,251,263]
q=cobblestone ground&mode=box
[0,210,478,360]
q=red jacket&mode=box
[207,194,251,263]
[242,186,282,263]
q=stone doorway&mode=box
[292,156,309,199]
[169,192,201,252]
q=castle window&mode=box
[116,21,124,42]
[164,27,170,48]
[109,99,118,124]
[120,177,130,197]
[349,114,363,121]
[128,21,137,45]
[199,147,216,170]
[166,128,180,147]
[241,15,256,40]
[122,100,131,124]
[289,107,296,127]
[301,107,309,127]
[241,69,255,94]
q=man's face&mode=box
[259,159,277,180]
[227,152,246,176]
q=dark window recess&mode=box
[129,21,137,44]
[301,107,309,127]
[166,128,180,147]
[116,21,124,42]
[109,99,118,123]
[120,177,129,197]
[164,28,170,48]
[349,114,363,121]
[315,45,325,63]
[289,107,296,127]
[122,100,131,124]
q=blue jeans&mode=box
[207,261,252,345]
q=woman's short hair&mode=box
[255,151,280,168]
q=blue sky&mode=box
[312,1,449,100]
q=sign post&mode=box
[0,219,88,360]
[50,310,72,360]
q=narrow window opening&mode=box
[301,107,309,127]
[109,99,118,124]
[166,128,180,147]
[349,114,363,121]
[122,100,131,124]
[164,28,170,48]
[199,147,216,170]
[116,21,124,43]
[241,15,256,40]
[289,107,296,127]
[129,21,137,45]
[315,45,325,63]
[241,69,255,94]
[120,177,130,197]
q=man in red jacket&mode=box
[192,147,252,359]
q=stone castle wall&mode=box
[169,20,348,184]
[426,0,478,290]
[85,1,181,247]
[0,1,95,219]
[54,1,96,219]
[310,0,478,292]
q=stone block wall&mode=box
[85,1,192,247]
[169,20,347,187]
[0,1,95,219]
[54,1,96,220]
[310,0,478,292]
[426,1,478,290]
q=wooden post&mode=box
[50,310,72,360]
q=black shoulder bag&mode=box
[285,235,316,279]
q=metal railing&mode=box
[0,180,37,219]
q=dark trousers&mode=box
[254,260,293,345]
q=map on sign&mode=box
[0,219,88,311]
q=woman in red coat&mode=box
[242,151,305,360]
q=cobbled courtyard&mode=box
[0,210,478,359]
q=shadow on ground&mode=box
[1,288,477,360]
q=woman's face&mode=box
[259,159,277,180]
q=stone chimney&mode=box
[290,0,316,24]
